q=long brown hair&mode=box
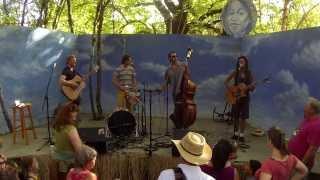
[53,102,79,131]
[235,56,252,85]
[211,139,235,171]
[268,127,289,156]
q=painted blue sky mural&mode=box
[0,26,319,135]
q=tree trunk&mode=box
[37,0,50,27]
[89,37,97,120]
[95,0,109,117]
[296,3,320,28]
[52,0,66,29]
[20,0,28,26]
[66,0,74,33]
[281,0,291,31]
[154,0,192,34]
[88,0,102,120]
[2,0,10,16]
[0,88,12,132]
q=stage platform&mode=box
[0,113,319,179]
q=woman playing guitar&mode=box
[225,56,255,143]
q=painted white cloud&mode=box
[195,37,240,57]
[242,35,270,55]
[197,74,228,102]
[80,59,115,73]
[100,60,115,71]
[276,69,295,86]
[273,70,309,119]
[292,40,320,70]
[139,62,167,76]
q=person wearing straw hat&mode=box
[158,132,215,180]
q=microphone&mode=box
[186,48,193,59]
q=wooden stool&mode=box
[12,103,37,144]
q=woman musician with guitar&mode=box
[225,56,255,143]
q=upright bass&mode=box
[173,48,197,128]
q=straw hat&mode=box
[172,132,212,165]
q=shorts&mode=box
[231,96,250,120]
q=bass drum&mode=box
[107,110,136,137]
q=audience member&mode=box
[255,127,308,180]
[288,97,320,170]
[158,131,215,180]
[0,154,19,180]
[67,144,97,180]
[19,156,39,180]
[201,139,239,180]
[52,102,83,179]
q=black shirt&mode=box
[61,66,80,80]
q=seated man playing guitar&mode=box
[112,54,138,112]
[59,54,83,105]
[224,56,255,143]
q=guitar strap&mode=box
[174,167,187,180]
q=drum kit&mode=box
[104,85,170,153]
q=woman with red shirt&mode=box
[255,127,308,180]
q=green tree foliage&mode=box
[1,0,320,35]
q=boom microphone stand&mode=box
[37,63,56,151]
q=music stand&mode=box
[37,63,56,151]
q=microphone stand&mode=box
[37,63,56,151]
[165,83,170,135]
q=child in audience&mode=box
[0,154,19,180]
[19,156,39,180]
[67,144,97,180]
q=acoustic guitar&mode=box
[225,77,270,105]
[62,65,99,101]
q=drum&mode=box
[107,110,136,137]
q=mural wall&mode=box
[0,26,319,134]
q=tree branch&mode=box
[119,20,156,34]
[296,3,320,28]
[198,8,222,21]
[153,0,173,20]
[164,0,177,13]
[109,3,129,23]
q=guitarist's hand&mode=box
[119,86,127,92]
[70,82,79,90]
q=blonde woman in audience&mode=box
[67,144,97,180]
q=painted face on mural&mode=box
[226,0,249,35]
